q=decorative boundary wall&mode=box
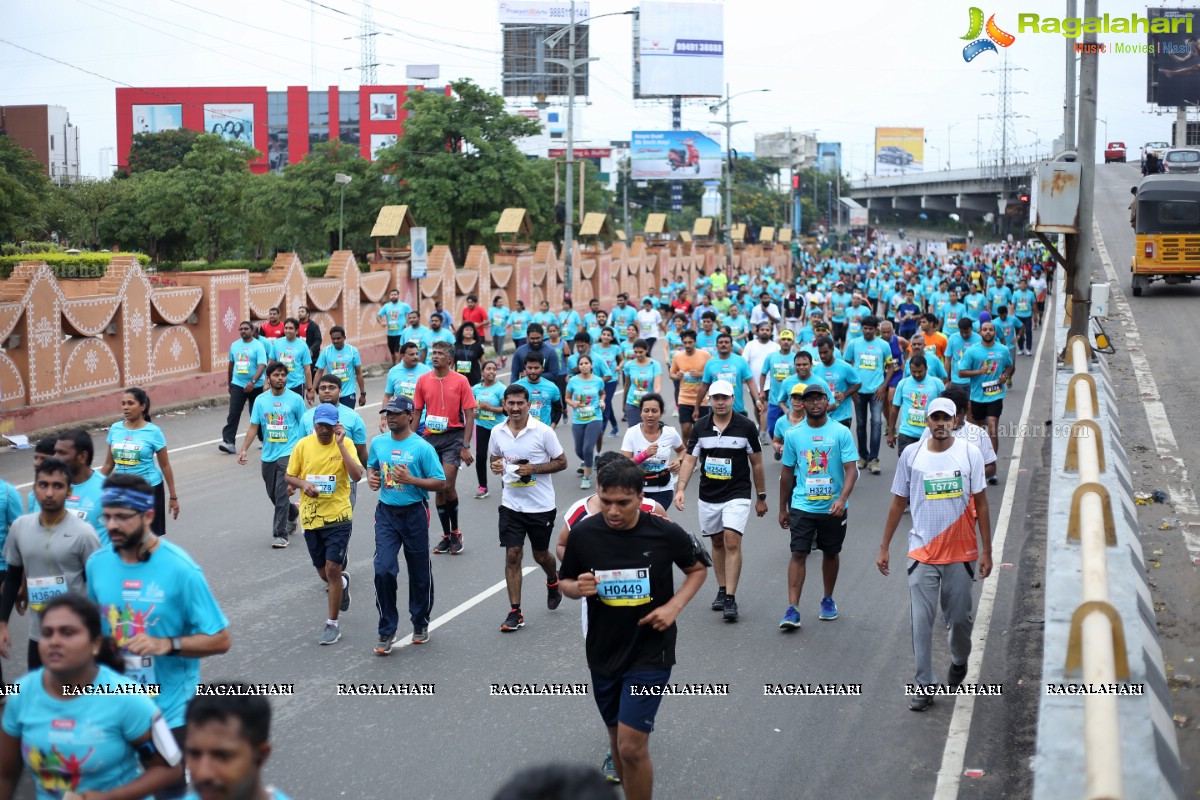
[0,242,790,433]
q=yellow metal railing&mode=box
[1063,334,1127,800]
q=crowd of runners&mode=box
[0,233,1052,798]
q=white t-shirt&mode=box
[918,420,997,465]
[741,339,780,388]
[621,424,685,492]
[487,418,565,513]
[893,437,986,563]
[636,309,663,339]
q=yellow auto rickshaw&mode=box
[1130,175,1200,296]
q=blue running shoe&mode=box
[778,606,801,630]
[819,596,838,621]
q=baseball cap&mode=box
[708,379,735,397]
[927,397,957,418]
[789,382,809,396]
[778,329,795,341]
[313,403,340,426]
[801,382,829,399]
[835,280,846,287]
[381,395,416,414]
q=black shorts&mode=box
[1035,300,1045,313]
[678,404,696,424]
[498,506,556,551]
[971,398,1003,421]
[832,321,847,340]
[386,335,401,355]
[788,508,848,555]
[425,428,465,467]
[304,521,352,568]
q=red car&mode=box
[1104,142,1126,163]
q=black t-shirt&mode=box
[560,511,698,677]
[685,412,761,504]
[453,342,485,385]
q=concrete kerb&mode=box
[1032,269,1183,799]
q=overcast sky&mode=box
[0,0,1190,177]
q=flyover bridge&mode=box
[845,162,1037,224]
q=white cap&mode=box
[708,379,735,397]
[927,397,957,418]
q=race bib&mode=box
[478,408,496,422]
[858,353,878,371]
[265,422,288,443]
[426,415,449,434]
[594,567,652,607]
[982,380,1001,397]
[576,406,596,422]
[772,363,792,381]
[641,323,655,335]
[235,354,250,374]
[530,401,544,418]
[456,360,472,374]
[280,353,295,370]
[113,442,142,467]
[330,361,348,378]
[906,407,928,427]
[124,653,158,690]
[923,470,964,500]
[27,575,67,612]
[849,321,862,336]
[805,476,834,501]
[683,372,702,384]
[704,457,732,480]
[1017,301,1030,313]
[307,474,336,496]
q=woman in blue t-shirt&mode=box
[592,328,623,438]
[471,361,507,500]
[102,388,178,538]
[0,594,182,799]
[509,300,532,350]
[545,323,571,427]
[622,340,664,426]
[565,356,606,490]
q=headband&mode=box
[101,487,155,512]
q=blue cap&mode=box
[381,395,416,414]
[313,404,340,426]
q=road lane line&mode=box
[391,567,538,649]
[932,294,1053,800]
[11,401,382,491]
[1095,222,1200,561]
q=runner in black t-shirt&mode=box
[672,380,768,622]
[560,458,707,799]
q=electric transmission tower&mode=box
[357,0,378,85]
[984,50,1027,167]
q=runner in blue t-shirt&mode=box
[314,327,365,408]
[957,321,1014,460]
[565,357,607,489]
[699,334,758,415]
[509,301,533,348]
[377,289,412,365]
[622,343,663,425]
[105,388,178,538]
[489,299,512,366]
[890,357,945,457]
[239,362,309,547]
[470,361,507,499]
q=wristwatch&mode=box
[169,636,183,656]
[757,492,768,501]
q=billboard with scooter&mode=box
[631,130,723,180]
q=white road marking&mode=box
[391,567,538,649]
[11,401,382,491]
[1094,222,1200,561]
[932,294,1053,799]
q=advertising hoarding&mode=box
[498,1,590,24]
[370,93,399,121]
[874,127,924,176]
[203,103,254,144]
[817,142,842,173]
[1147,7,1200,107]
[635,1,724,98]
[410,227,428,279]
[132,104,183,135]
[631,130,722,180]
[370,134,398,161]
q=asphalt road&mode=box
[0,330,1056,799]
[1091,162,1200,796]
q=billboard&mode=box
[1147,7,1200,107]
[203,103,254,144]
[370,93,398,121]
[874,127,924,176]
[498,1,589,24]
[500,2,590,99]
[370,134,398,161]
[634,1,724,98]
[817,142,842,173]
[631,130,722,180]
[132,104,182,135]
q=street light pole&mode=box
[709,84,769,265]
[334,172,352,251]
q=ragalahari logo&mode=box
[962,7,1016,61]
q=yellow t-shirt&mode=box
[286,434,362,530]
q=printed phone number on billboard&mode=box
[673,39,723,55]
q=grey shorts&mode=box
[425,428,465,467]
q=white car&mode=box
[1160,148,1200,174]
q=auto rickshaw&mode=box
[1129,175,1200,296]
[946,236,967,251]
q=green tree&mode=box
[524,158,612,246]
[127,129,203,174]
[0,137,50,242]
[374,79,543,264]
[240,171,289,261]
[47,179,129,249]
[107,170,189,262]
[179,134,259,262]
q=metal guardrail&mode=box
[1062,334,1128,800]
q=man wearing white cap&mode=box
[877,396,992,711]
[674,379,768,623]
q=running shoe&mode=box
[433,535,452,554]
[286,519,298,535]
[319,623,341,645]
[857,458,868,469]
[474,486,489,499]
[501,608,525,632]
[868,459,881,475]
[778,606,801,630]
[819,596,839,621]
[947,661,968,688]
[909,693,934,712]
[218,441,236,454]
[577,466,585,474]
[723,596,739,622]
[987,476,999,486]
[602,752,621,784]
[340,574,351,612]
[580,476,592,490]
[547,580,563,610]
[609,428,620,438]
[711,588,727,611]
[374,633,397,655]
[272,536,288,549]
[413,627,430,645]
[449,532,464,555]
